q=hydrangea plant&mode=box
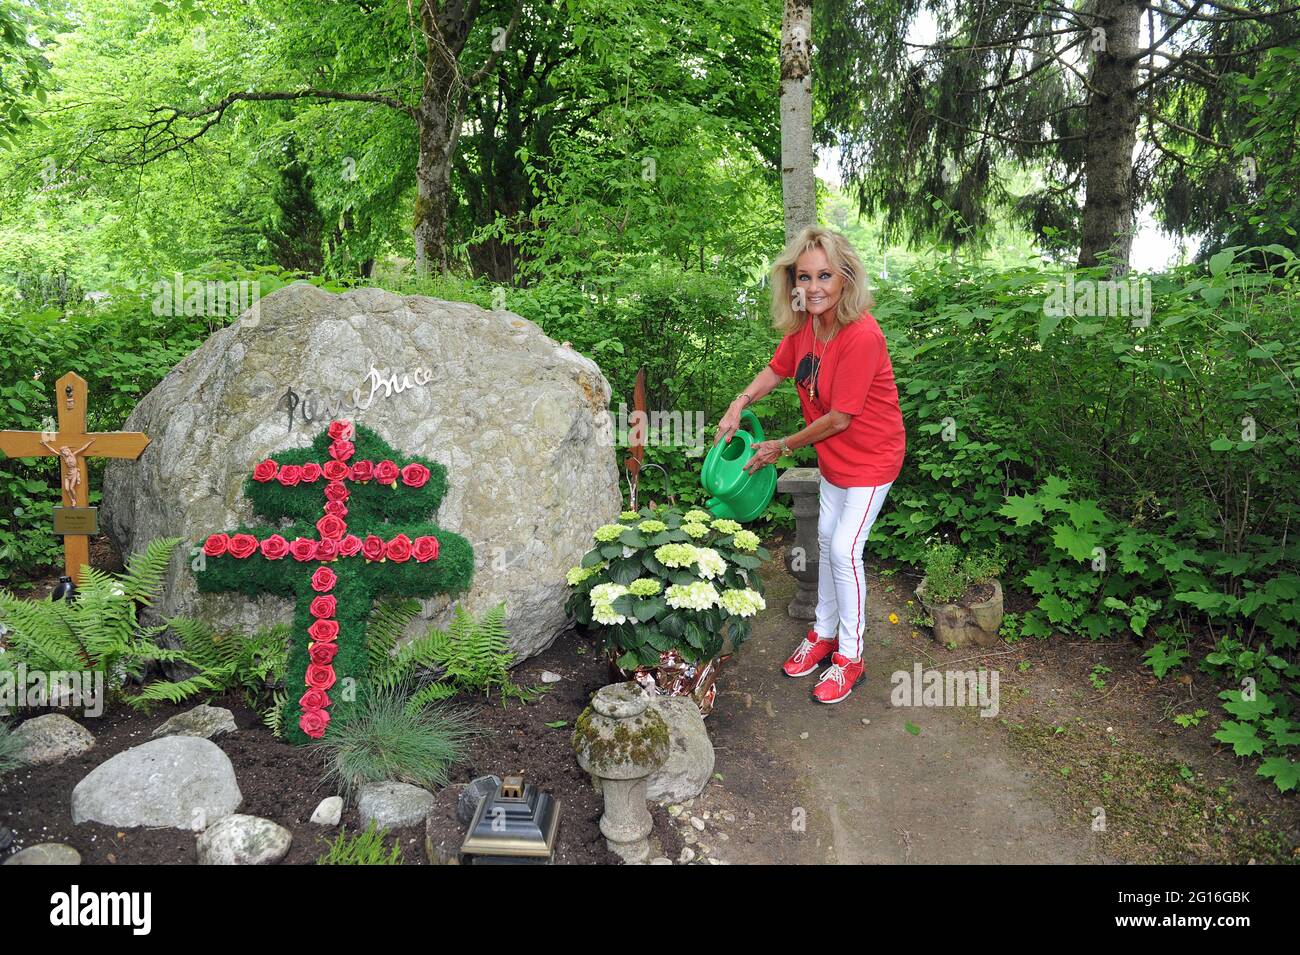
[564,504,770,668]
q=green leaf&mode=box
[904,721,921,736]
[998,494,1043,527]
[1256,757,1300,793]
[544,720,568,729]
[1212,720,1265,757]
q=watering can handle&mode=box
[739,408,765,442]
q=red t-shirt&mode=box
[768,311,906,487]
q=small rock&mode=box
[71,736,241,830]
[667,805,683,817]
[678,846,696,863]
[358,781,436,829]
[689,816,705,831]
[196,814,292,865]
[707,857,721,865]
[718,831,730,841]
[799,732,809,740]
[540,670,563,684]
[151,704,237,740]
[861,718,870,725]
[457,775,501,827]
[650,856,673,865]
[3,843,81,865]
[310,796,343,826]
[14,714,95,765]
[721,811,735,823]
[683,829,697,844]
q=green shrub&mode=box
[566,503,769,667]
[921,543,1004,605]
[315,680,478,804]
[315,820,404,865]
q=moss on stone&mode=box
[572,705,670,773]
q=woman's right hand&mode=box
[715,403,743,445]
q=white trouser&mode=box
[813,476,893,660]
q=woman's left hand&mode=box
[743,439,783,473]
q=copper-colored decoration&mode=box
[608,648,730,717]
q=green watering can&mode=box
[702,408,777,522]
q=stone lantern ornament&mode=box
[572,682,670,863]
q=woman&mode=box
[715,226,906,704]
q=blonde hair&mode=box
[770,225,874,335]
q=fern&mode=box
[366,600,542,710]
[263,689,288,738]
[0,538,187,705]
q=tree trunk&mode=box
[1078,0,1141,274]
[414,116,453,275]
[780,0,816,242]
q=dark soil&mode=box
[0,628,683,865]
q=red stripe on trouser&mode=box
[849,485,878,654]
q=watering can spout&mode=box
[700,409,777,523]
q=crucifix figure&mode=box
[41,439,95,507]
[0,372,150,583]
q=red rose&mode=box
[401,463,430,488]
[324,480,350,504]
[202,533,230,557]
[305,663,337,691]
[308,619,339,642]
[290,537,318,562]
[277,464,302,487]
[308,642,339,666]
[374,460,399,485]
[228,533,258,559]
[315,537,340,562]
[310,566,337,592]
[350,460,374,482]
[329,440,355,462]
[323,460,349,481]
[309,595,336,618]
[328,420,354,442]
[260,534,289,560]
[316,514,347,541]
[252,459,278,482]
[385,533,413,563]
[361,535,385,561]
[324,500,348,518]
[299,687,330,709]
[299,707,330,739]
[412,535,440,563]
[338,534,362,557]
[300,462,322,483]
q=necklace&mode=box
[809,319,837,401]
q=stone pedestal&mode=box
[777,467,821,620]
[572,683,670,864]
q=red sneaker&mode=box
[782,631,837,677]
[812,652,865,703]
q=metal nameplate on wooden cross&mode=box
[53,507,99,536]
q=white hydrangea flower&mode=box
[590,582,629,605]
[665,580,720,611]
[720,588,766,617]
[593,523,629,543]
[693,547,727,580]
[681,522,710,539]
[710,518,742,535]
[592,601,627,626]
[628,577,663,597]
[655,543,698,568]
[732,529,760,552]
[684,509,712,523]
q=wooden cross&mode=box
[0,372,150,584]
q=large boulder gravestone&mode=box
[102,284,621,661]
